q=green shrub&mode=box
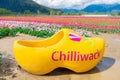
[0,27,10,38]
[9,29,17,37]
[0,27,55,38]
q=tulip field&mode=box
[0,16,120,29]
[0,16,120,38]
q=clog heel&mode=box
[13,29,105,75]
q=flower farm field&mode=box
[0,16,120,30]
[0,16,120,80]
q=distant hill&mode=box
[0,0,59,14]
[60,4,120,13]
[82,4,120,12]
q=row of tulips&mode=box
[0,20,61,32]
[0,21,93,38]
[0,20,120,30]
[0,20,120,34]
[0,16,120,30]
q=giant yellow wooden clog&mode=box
[13,29,105,75]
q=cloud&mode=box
[33,0,120,10]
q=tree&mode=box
[37,10,42,15]
[69,12,76,15]
[77,12,82,15]
[0,8,12,15]
[24,10,31,14]
[50,10,55,15]
[56,11,62,15]
[62,12,70,15]
[118,12,120,15]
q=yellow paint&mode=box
[13,29,105,75]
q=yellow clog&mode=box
[13,29,105,75]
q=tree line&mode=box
[0,8,120,16]
[0,8,82,16]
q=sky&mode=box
[33,0,120,10]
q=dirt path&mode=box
[0,33,120,80]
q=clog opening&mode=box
[17,31,64,47]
